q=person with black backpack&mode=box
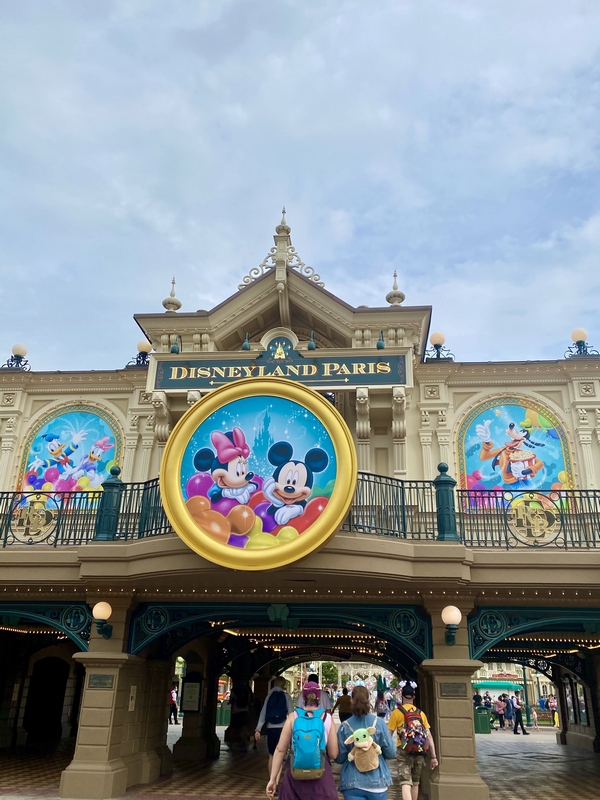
[255,676,294,777]
[387,684,438,800]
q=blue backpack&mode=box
[291,708,326,780]
[265,690,288,725]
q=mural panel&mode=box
[457,397,573,491]
[160,378,357,570]
[18,405,122,492]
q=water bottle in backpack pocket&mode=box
[290,708,326,780]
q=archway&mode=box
[23,656,70,746]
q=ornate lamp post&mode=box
[1,343,30,371]
[424,332,454,362]
[126,340,153,367]
[565,328,599,358]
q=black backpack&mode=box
[265,691,288,725]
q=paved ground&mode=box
[1,725,599,799]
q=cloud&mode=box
[1,0,600,369]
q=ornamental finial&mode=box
[162,276,182,312]
[386,270,405,306]
[276,206,291,236]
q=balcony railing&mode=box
[456,488,600,549]
[2,469,600,549]
[342,472,436,539]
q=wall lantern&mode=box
[92,601,113,639]
[441,605,462,645]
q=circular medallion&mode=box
[160,378,357,570]
[505,491,561,546]
[10,493,59,544]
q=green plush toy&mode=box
[344,724,382,773]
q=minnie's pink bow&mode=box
[211,428,250,463]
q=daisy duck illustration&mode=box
[70,436,115,486]
[193,427,258,506]
[28,430,87,475]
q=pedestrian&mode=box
[333,687,353,722]
[375,689,388,719]
[502,694,514,730]
[255,677,294,779]
[512,690,529,735]
[266,681,339,800]
[547,695,558,727]
[531,707,540,732]
[168,683,179,725]
[336,685,396,800]
[472,691,482,707]
[483,691,492,708]
[494,696,506,729]
[387,684,438,800]
[297,673,332,713]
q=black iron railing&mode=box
[2,472,600,549]
[456,488,600,549]
[0,479,172,547]
[342,472,436,539]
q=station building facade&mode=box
[1,215,600,800]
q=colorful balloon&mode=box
[192,509,230,542]
[211,497,238,517]
[44,467,60,483]
[186,495,211,522]
[185,472,213,499]
[227,533,249,548]
[290,497,329,533]
[253,502,279,533]
[42,481,54,491]
[248,490,267,509]
[472,470,483,481]
[275,526,299,543]
[227,504,256,534]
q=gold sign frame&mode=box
[159,377,357,570]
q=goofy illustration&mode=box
[477,419,545,485]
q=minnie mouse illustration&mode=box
[263,441,329,526]
[193,427,258,506]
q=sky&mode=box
[1,0,600,371]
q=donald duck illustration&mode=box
[28,430,87,474]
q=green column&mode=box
[93,466,123,541]
[434,463,460,542]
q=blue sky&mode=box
[1,1,600,370]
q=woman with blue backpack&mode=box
[266,681,339,800]
[336,685,396,800]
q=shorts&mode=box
[396,750,425,786]
[267,726,283,755]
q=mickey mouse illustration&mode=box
[193,427,258,505]
[263,441,329,526]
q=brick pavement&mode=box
[1,725,599,799]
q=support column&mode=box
[120,430,140,483]
[0,433,17,490]
[356,387,371,472]
[419,429,433,479]
[577,429,596,488]
[392,386,407,476]
[60,597,168,800]
[420,600,489,800]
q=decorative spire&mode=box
[386,270,405,306]
[162,276,182,312]
[275,206,291,235]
